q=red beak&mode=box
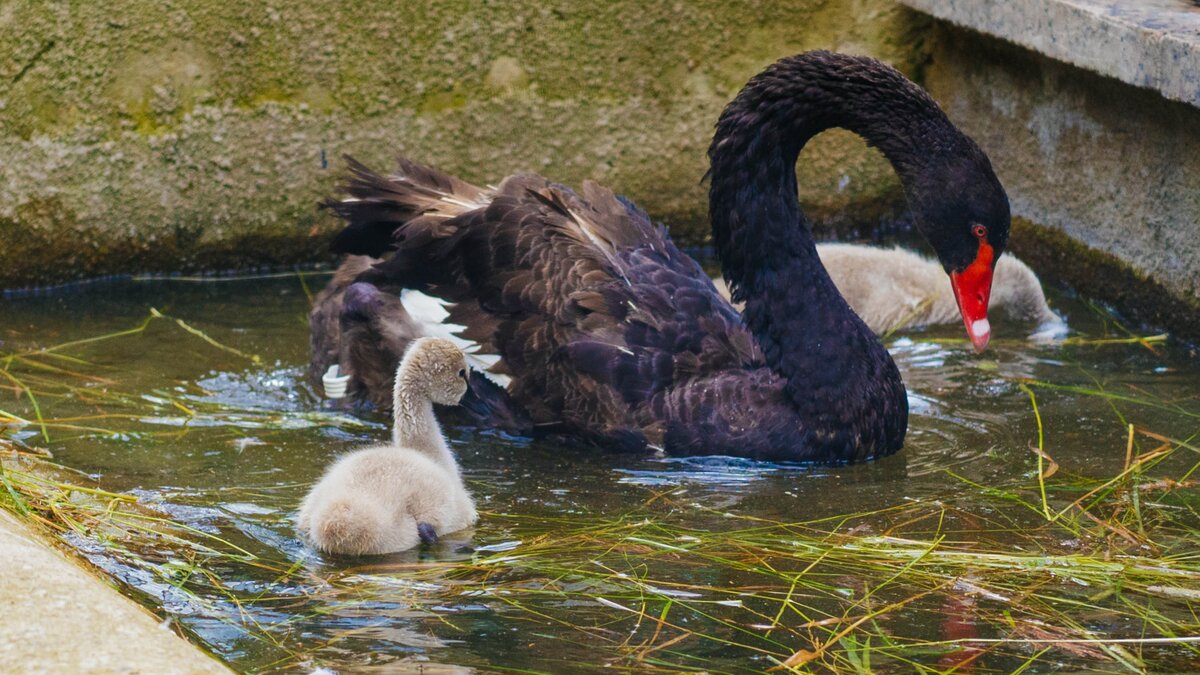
[949,241,995,353]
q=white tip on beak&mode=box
[967,318,991,353]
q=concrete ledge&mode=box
[900,0,1200,107]
[921,22,1200,332]
[0,508,229,674]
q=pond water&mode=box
[1,271,1199,673]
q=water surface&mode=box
[1,273,1199,673]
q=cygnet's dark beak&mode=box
[417,522,438,545]
[458,371,492,418]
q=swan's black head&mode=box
[907,140,1010,352]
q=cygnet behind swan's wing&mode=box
[815,244,954,333]
[989,255,1067,338]
[819,245,1066,337]
[711,245,948,331]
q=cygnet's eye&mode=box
[458,368,467,380]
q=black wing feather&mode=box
[323,156,769,450]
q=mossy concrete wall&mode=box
[0,1,928,287]
[922,23,1200,339]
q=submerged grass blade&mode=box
[0,369,49,442]
[149,308,262,364]
[132,270,333,284]
[1018,379,1200,420]
[296,267,315,306]
[0,407,30,425]
[4,312,158,361]
[1018,383,1052,520]
[0,464,30,515]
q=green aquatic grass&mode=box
[4,439,1200,672]
[1,297,1199,672]
[0,309,374,441]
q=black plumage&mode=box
[308,258,529,431]
[310,51,1010,462]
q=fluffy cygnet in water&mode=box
[298,337,478,555]
[715,244,1066,338]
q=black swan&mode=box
[311,51,1010,462]
[308,254,530,429]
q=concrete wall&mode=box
[0,1,927,287]
[922,23,1200,338]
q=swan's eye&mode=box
[971,224,988,240]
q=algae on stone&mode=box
[0,0,927,286]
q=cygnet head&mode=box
[398,337,471,406]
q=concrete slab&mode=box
[921,22,1200,337]
[900,0,1200,108]
[0,508,229,674]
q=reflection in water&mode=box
[1,275,1199,672]
[616,455,832,488]
[936,593,982,673]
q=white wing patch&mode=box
[400,290,511,388]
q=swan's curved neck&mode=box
[392,370,457,472]
[707,53,946,449]
[709,53,955,292]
